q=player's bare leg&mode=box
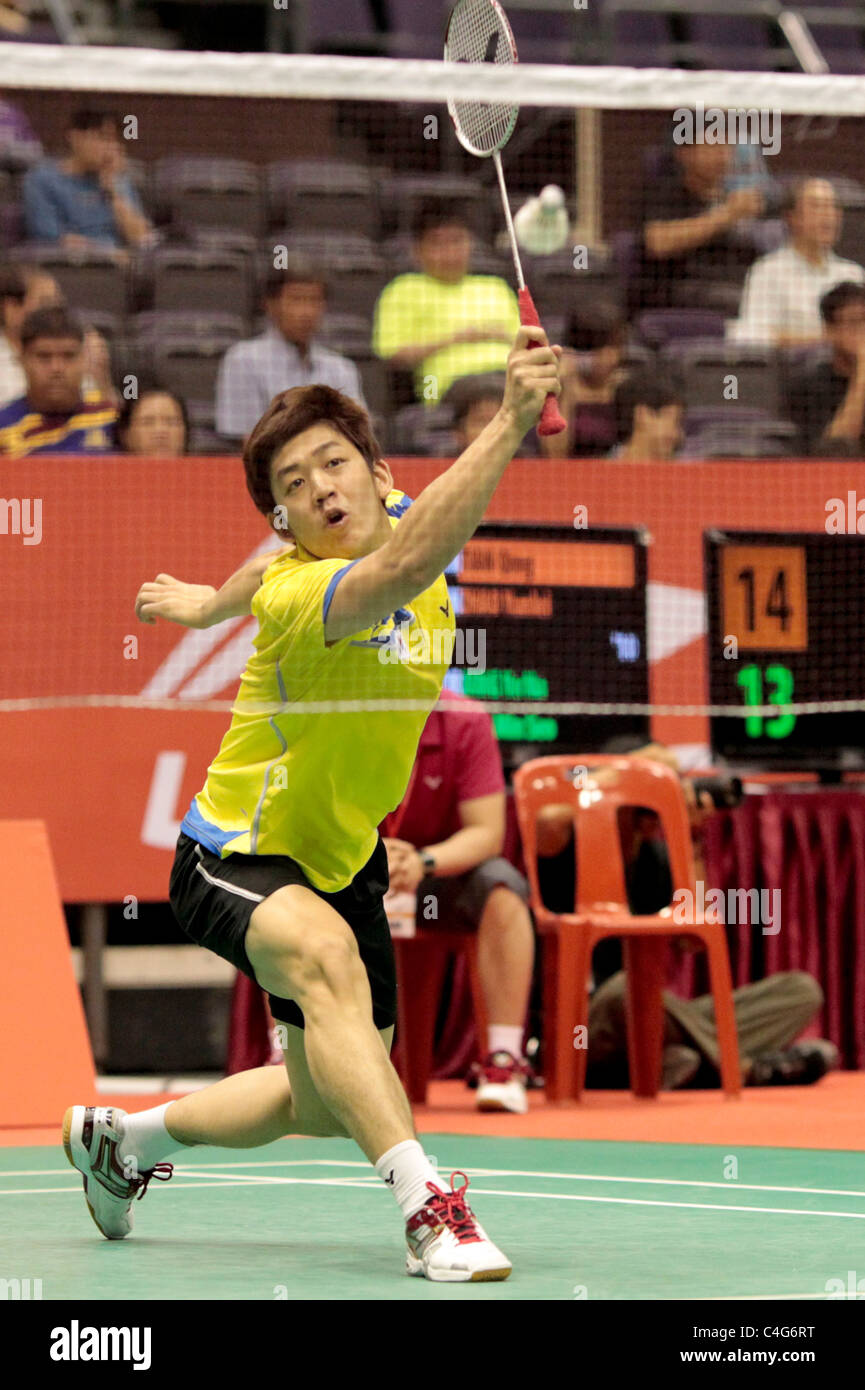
[476,884,534,1032]
[473,884,535,1114]
[244,884,416,1163]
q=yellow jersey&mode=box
[180,490,455,891]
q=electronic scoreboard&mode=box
[443,523,649,768]
[705,529,865,773]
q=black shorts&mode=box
[169,831,396,1031]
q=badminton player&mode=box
[64,325,561,1283]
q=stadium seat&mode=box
[152,331,240,404]
[604,8,677,67]
[636,309,727,349]
[378,173,494,242]
[10,244,130,318]
[801,3,865,74]
[682,420,801,460]
[316,311,372,357]
[523,249,624,321]
[355,353,393,422]
[836,205,865,266]
[187,400,236,455]
[149,247,252,316]
[661,339,782,414]
[391,402,458,456]
[153,157,263,236]
[685,13,795,72]
[265,159,379,237]
[267,232,387,315]
[188,227,259,263]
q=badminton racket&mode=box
[445,0,567,436]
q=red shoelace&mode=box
[133,1162,174,1201]
[418,1171,482,1245]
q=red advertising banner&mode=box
[0,455,861,901]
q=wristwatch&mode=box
[419,849,437,877]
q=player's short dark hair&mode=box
[68,108,120,134]
[244,384,381,533]
[614,371,683,442]
[564,299,625,353]
[443,372,505,429]
[20,305,84,350]
[412,198,471,241]
[263,255,328,299]
[115,385,190,451]
[820,280,865,324]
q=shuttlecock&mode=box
[514,184,570,255]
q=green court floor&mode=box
[1,1136,863,1300]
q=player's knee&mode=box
[293,930,363,1003]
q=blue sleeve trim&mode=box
[322,559,360,624]
[386,494,413,518]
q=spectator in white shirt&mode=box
[729,179,864,347]
[0,263,62,405]
[216,256,365,446]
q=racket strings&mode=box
[445,0,518,156]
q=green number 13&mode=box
[736,664,796,740]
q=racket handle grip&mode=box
[518,288,567,437]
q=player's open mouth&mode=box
[324,511,348,528]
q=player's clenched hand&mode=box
[500,325,562,434]
[135,573,217,628]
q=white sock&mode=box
[487,1025,524,1060]
[117,1102,191,1173]
[375,1139,441,1221]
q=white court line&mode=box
[4,1159,865,1202]
[4,1178,865,1221]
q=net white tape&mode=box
[1,41,865,114]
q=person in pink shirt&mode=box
[382,688,536,1114]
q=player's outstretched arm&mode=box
[324,325,561,644]
[135,552,282,629]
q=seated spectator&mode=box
[373,199,520,405]
[611,371,684,461]
[443,372,506,450]
[23,109,153,253]
[380,688,537,1114]
[788,281,865,458]
[116,387,189,457]
[633,138,764,313]
[540,300,629,458]
[730,179,864,347]
[216,256,364,445]
[0,305,118,457]
[0,263,63,405]
[534,741,839,1090]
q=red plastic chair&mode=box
[513,755,741,1102]
[392,932,488,1104]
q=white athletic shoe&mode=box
[405,1171,512,1282]
[62,1105,174,1240]
[475,1050,531,1115]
